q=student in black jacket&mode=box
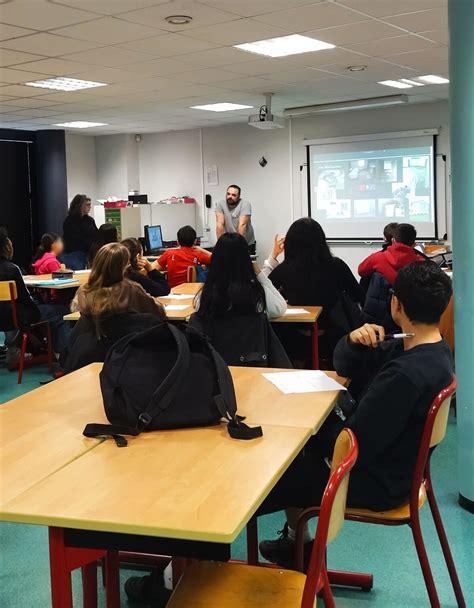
[121,238,170,297]
[258,261,453,567]
[62,194,98,270]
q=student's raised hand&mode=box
[349,324,385,348]
[271,234,285,260]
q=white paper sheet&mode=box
[284,308,310,315]
[164,304,190,311]
[161,294,194,300]
[263,371,347,394]
[73,270,90,274]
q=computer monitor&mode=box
[128,194,148,205]
[144,225,163,253]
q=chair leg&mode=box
[425,469,466,607]
[312,321,319,370]
[172,557,187,587]
[49,528,74,608]
[410,508,441,607]
[46,324,54,373]
[104,551,121,608]
[81,562,98,608]
[246,517,259,565]
[319,565,335,608]
[17,332,28,384]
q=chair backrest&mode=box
[186,266,197,283]
[301,428,358,608]
[410,376,457,509]
[0,280,17,302]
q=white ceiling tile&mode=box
[288,47,369,68]
[0,113,29,122]
[0,23,35,42]
[0,94,23,101]
[0,103,26,112]
[121,57,193,77]
[0,1,98,30]
[305,19,405,45]
[0,96,60,108]
[51,0,166,16]
[0,48,46,67]
[0,66,50,83]
[218,75,278,91]
[383,8,447,33]
[257,69,334,84]
[0,83,53,96]
[253,3,366,31]
[418,29,448,44]
[168,67,247,84]
[197,0,318,18]
[381,46,448,67]
[118,33,220,57]
[63,46,155,67]
[118,1,239,31]
[346,35,439,58]
[52,16,163,43]
[336,0,446,19]
[0,32,103,55]
[11,57,91,75]
[180,18,290,45]
[33,101,100,112]
[408,60,449,75]
[221,57,302,76]
[177,46,256,68]
[66,66,149,83]
[7,107,65,117]
[318,59,417,80]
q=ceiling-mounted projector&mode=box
[248,93,285,130]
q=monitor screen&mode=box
[145,225,163,251]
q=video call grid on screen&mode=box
[307,134,437,240]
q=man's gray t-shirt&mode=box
[216,199,256,245]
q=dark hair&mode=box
[383,222,398,242]
[394,223,417,246]
[32,233,60,263]
[68,194,89,217]
[177,225,197,247]
[394,262,452,324]
[197,232,265,317]
[0,227,12,259]
[121,237,142,271]
[284,217,333,269]
[88,224,118,265]
[227,184,241,197]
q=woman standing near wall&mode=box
[62,194,98,270]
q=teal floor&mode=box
[0,363,473,608]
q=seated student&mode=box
[31,233,64,274]
[258,261,453,567]
[88,223,118,267]
[121,237,170,297]
[66,243,165,371]
[0,227,71,361]
[194,232,287,320]
[358,223,424,285]
[156,225,211,288]
[71,243,164,318]
[381,221,399,251]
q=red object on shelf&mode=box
[183,197,196,204]
[104,200,127,208]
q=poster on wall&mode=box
[206,163,219,186]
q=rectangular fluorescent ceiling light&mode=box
[378,79,414,89]
[54,121,108,128]
[234,34,334,58]
[191,103,253,112]
[283,95,408,117]
[25,77,106,91]
[417,74,449,84]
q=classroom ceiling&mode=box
[0,0,449,135]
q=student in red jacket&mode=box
[157,226,211,288]
[358,223,424,285]
[32,233,64,274]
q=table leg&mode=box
[81,563,98,608]
[172,557,187,587]
[49,527,74,608]
[312,320,319,370]
[104,551,121,608]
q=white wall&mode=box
[64,133,97,205]
[95,134,130,200]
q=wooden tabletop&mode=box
[171,282,203,296]
[0,424,311,543]
[24,270,90,290]
[0,365,105,506]
[232,367,346,433]
[273,305,322,324]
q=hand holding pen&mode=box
[349,324,415,348]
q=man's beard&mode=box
[226,197,240,207]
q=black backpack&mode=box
[83,323,262,447]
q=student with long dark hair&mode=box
[32,233,63,275]
[121,237,170,297]
[195,232,286,319]
[88,223,118,267]
[62,194,98,270]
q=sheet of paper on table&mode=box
[164,304,191,311]
[29,279,80,286]
[263,371,347,394]
[284,308,310,315]
[161,294,194,300]
[73,270,90,274]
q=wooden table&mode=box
[170,282,203,296]
[0,366,104,506]
[24,270,90,290]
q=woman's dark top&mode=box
[63,214,98,254]
[269,257,363,329]
[0,258,40,329]
[126,269,170,297]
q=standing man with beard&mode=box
[215,184,256,254]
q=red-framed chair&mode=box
[0,280,53,383]
[165,428,358,608]
[296,376,466,608]
[186,266,197,283]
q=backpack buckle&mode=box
[137,412,152,429]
